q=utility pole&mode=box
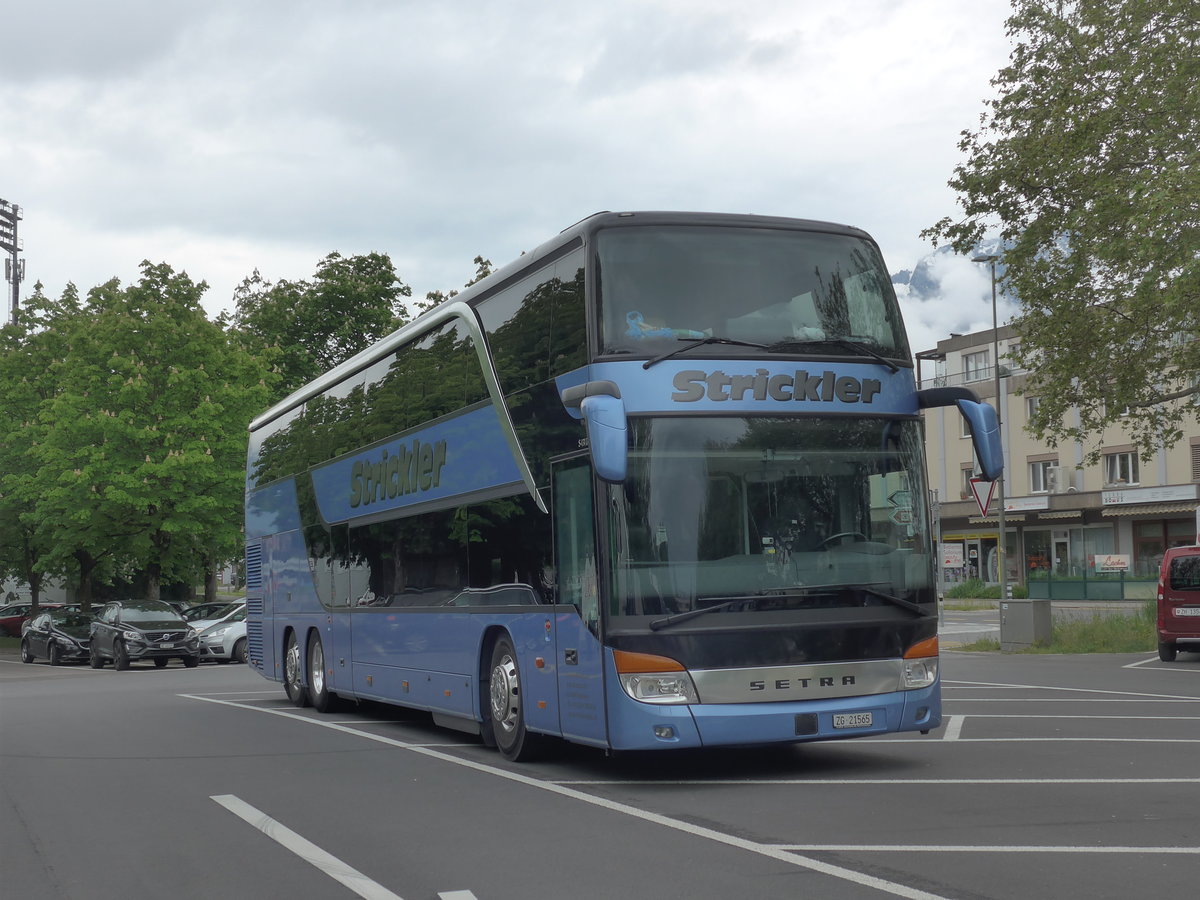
[972,253,1006,605]
[0,199,23,326]
[0,198,23,324]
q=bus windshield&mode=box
[597,225,909,359]
[607,416,931,624]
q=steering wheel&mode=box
[820,531,869,549]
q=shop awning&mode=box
[1101,502,1199,517]
[1039,510,1082,519]
[968,514,1026,524]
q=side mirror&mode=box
[956,399,1003,481]
[561,381,628,483]
[917,387,1004,482]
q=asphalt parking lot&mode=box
[4,639,1199,899]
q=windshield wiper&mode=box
[648,595,763,631]
[767,338,900,373]
[642,336,768,370]
[846,584,927,615]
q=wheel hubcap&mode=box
[311,642,325,695]
[490,654,520,733]
[285,640,301,689]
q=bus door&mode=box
[324,523,352,692]
[552,458,608,748]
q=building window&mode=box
[961,467,975,500]
[1030,460,1058,493]
[1192,443,1200,482]
[1026,396,1040,419]
[1005,343,1024,374]
[1104,452,1139,486]
[963,350,989,384]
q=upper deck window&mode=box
[596,225,909,360]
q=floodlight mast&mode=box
[0,198,24,324]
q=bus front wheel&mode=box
[488,636,542,762]
[308,633,337,713]
[284,632,309,707]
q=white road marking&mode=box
[854,737,1200,743]
[945,698,1198,702]
[212,794,403,900]
[775,844,1200,854]
[1124,656,1200,671]
[438,893,479,899]
[945,679,1200,701]
[941,715,964,740]
[552,777,1200,786]
[948,714,1200,719]
[186,694,954,900]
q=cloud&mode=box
[2,0,1016,324]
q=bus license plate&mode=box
[833,712,873,729]
[1175,608,1200,617]
[159,642,175,649]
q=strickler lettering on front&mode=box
[670,369,883,404]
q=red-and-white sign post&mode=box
[968,476,996,519]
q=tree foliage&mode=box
[924,0,1200,459]
[0,265,275,605]
[229,252,412,399]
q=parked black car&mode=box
[20,609,94,665]
[89,599,200,669]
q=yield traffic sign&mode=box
[968,476,996,518]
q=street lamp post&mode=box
[972,254,1006,606]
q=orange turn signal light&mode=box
[613,649,686,673]
[903,636,939,659]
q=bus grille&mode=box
[246,595,264,671]
[245,542,262,591]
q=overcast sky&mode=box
[2,0,1020,356]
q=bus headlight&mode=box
[619,672,699,704]
[901,636,939,689]
[902,657,938,689]
[613,649,698,705]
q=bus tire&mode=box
[308,633,337,713]
[488,635,542,762]
[284,631,309,707]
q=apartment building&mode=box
[918,326,1200,583]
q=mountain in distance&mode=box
[889,239,1013,355]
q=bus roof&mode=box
[249,211,879,432]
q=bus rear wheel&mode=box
[284,632,309,707]
[488,636,542,762]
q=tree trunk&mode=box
[74,549,96,612]
[204,563,218,604]
[145,561,161,603]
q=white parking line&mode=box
[945,679,1200,700]
[941,715,964,740]
[775,844,1200,854]
[212,794,403,900]
[552,777,1200,786]
[188,694,954,900]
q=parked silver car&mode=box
[197,606,247,664]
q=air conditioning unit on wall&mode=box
[1046,465,1067,493]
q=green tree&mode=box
[924,0,1200,459]
[230,252,412,398]
[416,255,494,315]
[0,283,84,607]
[34,263,275,603]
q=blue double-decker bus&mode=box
[245,211,1002,760]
